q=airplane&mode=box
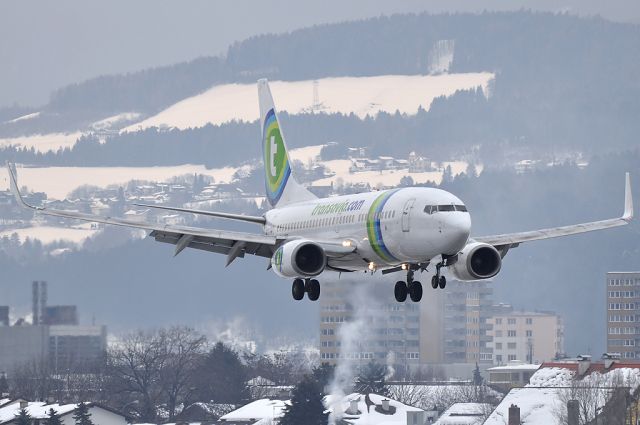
[7,79,634,303]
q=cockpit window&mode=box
[424,204,468,214]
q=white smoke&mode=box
[326,281,385,425]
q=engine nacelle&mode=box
[271,239,327,278]
[449,242,502,281]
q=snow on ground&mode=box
[4,111,41,124]
[288,144,324,164]
[0,164,242,199]
[91,112,142,131]
[313,160,478,188]
[123,73,494,131]
[0,224,98,245]
[0,132,82,153]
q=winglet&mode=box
[623,172,633,221]
[6,162,39,211]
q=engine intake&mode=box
[271,239,327,278]
[449,242,502,281]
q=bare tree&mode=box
[106,329,169,422]
[160,327,206,420]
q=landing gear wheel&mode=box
[431,275,439,289]
[409,281,423,302]
[438,275,447,289]
[292,278,305,301]
[394,281,408,302]
[307,279,320,301]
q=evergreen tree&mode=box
[355,361,388,396]
[73,402,94,425]
[15,407,31,425]
[473,363,483,386]
[192,342,248,404]
[46,408,62,425]
[312,363,335,394]
[279,375,328,425]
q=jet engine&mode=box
[449,242,502,281]
[271,239,327,278]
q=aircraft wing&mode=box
[473,172,633,247]
[133,202,266,225]
[7,164,276,262]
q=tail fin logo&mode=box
[263,108,291,206]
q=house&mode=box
[0,400,126,425]
[486,361,540,391]
[484,355,640,424]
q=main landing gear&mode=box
[394,268,423,303]
[292,278,320,301]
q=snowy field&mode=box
[0,132,82,153]
[123,73,494,131]
[0,224,98,245]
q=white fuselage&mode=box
[264,187,471,271]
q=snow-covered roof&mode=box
[219,399,287,421]
[0,402,77,424]
[435,402,492,425]
[487,363,541,372]
[485,364,640,425]
[325,393,423,425]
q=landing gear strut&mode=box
[431,261,447,289]
[292,278,320,301]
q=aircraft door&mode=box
[401,198,415,232]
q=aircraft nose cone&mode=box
[444,213,471,254]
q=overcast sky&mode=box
[1,0,639,107]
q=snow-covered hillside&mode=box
[123,73,494,131]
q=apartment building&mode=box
[606,271,640,359]
[489,305,564,365]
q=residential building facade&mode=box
[606,271,640,359]
[489,305,564,365]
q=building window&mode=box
[526,330,533,337]
[496,355,503,363]
[508,354,517,361]
[495,343,502,350]
[508,318,516,325]
[496,318,502,324]
[508,342,517,349]
[526,318,533,325]
[496,330,503,337]
[508,330,517,337]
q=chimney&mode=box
[508,404,520,425]
[40,281,47,324]
[567,400,579,425]
[347,399,359,415]
[577,355,591,376]
[32,281,39,325]
[381,399,390,412]
[602,352,621,369]
[19,401,28,409]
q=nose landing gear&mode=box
[292,278,320,301]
